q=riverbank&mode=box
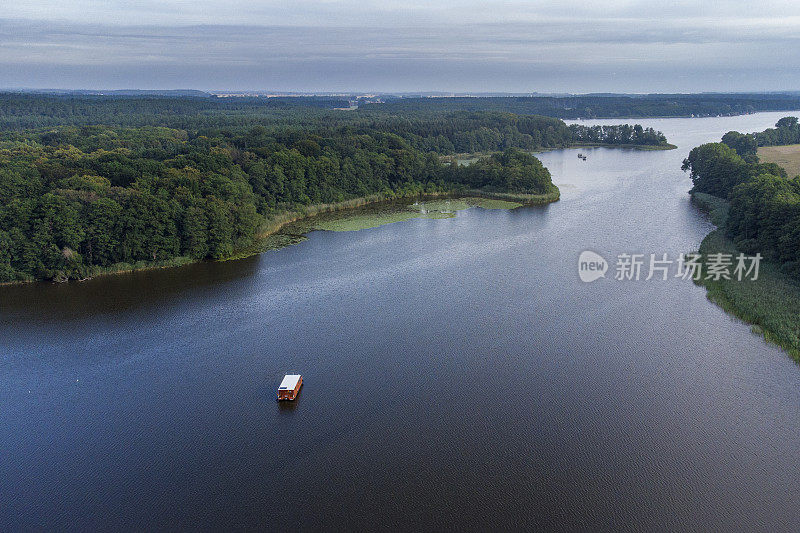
[444,143,676,165]
[569,142,677,151]
[692,192,800,362]
[227,185,560,260]
[2,185,560,286]
[0,256,199,287]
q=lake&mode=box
[2,113,800,530]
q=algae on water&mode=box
[242,196,528,258]
[313,197,522,232]
[414,197,522,212]
[313,211,424,232]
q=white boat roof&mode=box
[279,374,301,390]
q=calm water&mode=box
[3,113,800,531]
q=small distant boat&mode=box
[577,153,587,160]
[277,374,303,401]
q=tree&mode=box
[682,143,750,197]
[84,198,122,265]
[206,199,234,260]
[721,131,758,157]
[776,117,798,129]
[182,205,209,259]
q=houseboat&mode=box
[277,374,303,401]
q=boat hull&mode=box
[277,376,303,401]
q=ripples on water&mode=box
[2,113,800,530]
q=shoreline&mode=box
[2,186,560,287]
[568,142,677,151]
[691,192,800,363]
[226,186,560,261]
[442,143,676,163]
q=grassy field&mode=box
[757,144,800,177]
[692,192,800,362]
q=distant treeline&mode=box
[3,92,800,131]
[0,94,351,130]
[366,94,800,119]
[682,117,800,275]
[347,113,574,153]
[0,93,674,154]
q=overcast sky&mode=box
[3,1,800,92]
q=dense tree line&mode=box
[449,149,554,192]
[0,123,556,282]
[367,94,800,119]
[721,117,800,158]
[682,119,800,273]
[317,112,575,154]
[568,124,668,146]
[2,91,786,129]
[753,116,800,147]
[681,143,785,197]
[726,175,800,275]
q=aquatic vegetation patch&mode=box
[313,197,523,232]
[413,197,522,212]
[313,211,427,232]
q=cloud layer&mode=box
[2,1,800,92]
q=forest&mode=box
[682,117,800,275]
[365,93,800,119]
[0,123,553,283]
[0,94,666,283]
[4,92,800,130]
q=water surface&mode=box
[3,113,800,530]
